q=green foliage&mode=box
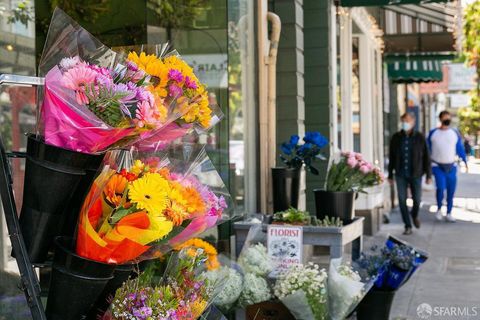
[458,106,480,136]
[462,0,480,138]
[316,216,343,227]
[49,0,110,24]
[147,0,209,29]
[273,207,310,224]
[6,0,34,26]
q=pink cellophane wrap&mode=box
[42,67,134,153]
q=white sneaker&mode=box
[435,211,443,221]
[445,215,456,223]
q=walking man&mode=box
[388,113,432,235]
[428,110,468,222]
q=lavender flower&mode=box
[169,84,183,98]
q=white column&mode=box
[340,10,353,152]
[358,35,374,162]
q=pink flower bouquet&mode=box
[325,152,385,192]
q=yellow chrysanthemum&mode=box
[191,299,208,317]
[127,52,162,71]
[130,160,145,175]
[128,173,170,214]
[164,202,189,226]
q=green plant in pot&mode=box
[273,208,311,225]
[314,151,384,222]
[272,132,328,213]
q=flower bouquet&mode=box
[327,258,376,320]
[354,236,428,320]
[274,262,329,320]
[273,132,328,212]
[20,8,223,263]
[101,248,225,320]
[314,151,385,222]
[45,143,232,320]
[325,152,384,193]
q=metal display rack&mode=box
[0,74,47,320]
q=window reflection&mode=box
[352,37,361,153]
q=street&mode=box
[369,160,480,320]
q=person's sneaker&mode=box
[403,228,413,235]
[435,211,443,221]
[413,218,421,229]
[445,214,456,223]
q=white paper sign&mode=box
[267,225,303,274]
[448,63,476,91]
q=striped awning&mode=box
[386,53,454,83]
[339,0,449,7]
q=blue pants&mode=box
[396,175,422,229]
[432,166,457,214]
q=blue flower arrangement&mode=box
[354,237,428,291]
[280,132,328,175]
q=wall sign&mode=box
[267,225,303,275]
[182,54,228,89]
[448,63,476,91]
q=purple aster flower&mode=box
[168,69,184,82]
[133,306,152,319]
[127,293,136,301]
[168,84,183,98]
[126,61,139,72]
[184,76,198,90]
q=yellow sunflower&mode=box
[128,173,170,214]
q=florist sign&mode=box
[267,225,303,274]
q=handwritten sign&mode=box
[267,225,303,275]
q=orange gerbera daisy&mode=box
[104,174,127,207]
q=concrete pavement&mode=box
[368,160,480,320]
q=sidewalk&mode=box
[369,160,480,320]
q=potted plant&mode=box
[273,132,327,212]
[272,208,310,225]
[314,152,384,222]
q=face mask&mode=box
[442,119,451,126]
[401,122,412,131]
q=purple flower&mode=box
[133,306,152,319]
[184,76,198,89]
[168,84,183,98]
[127,293,136,301]
[114,83,136,102]
[168,69,184,82]
[127,61,139,72]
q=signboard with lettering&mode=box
[267,225,303,275]
[449,93,471,108]
[448,63,476,91]
[182,54,228,88]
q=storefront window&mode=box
[352,36,361,152]
[0,1,256,315]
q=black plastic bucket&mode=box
[19,134,103,263]
[271,167,301,213]
[88,263,137,318]
[314,189,355,222]
[356,289,396,320]
[46,237,116,320]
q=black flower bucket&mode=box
[271,167,301,213]
[18,134,103,263]
[313,189,356,223]
[88,263,138,318]
[355,288,396,320]
[46,237,116,320]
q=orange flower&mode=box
[184,187,206,214]
[104,174,127,207]
[164,202,189,226]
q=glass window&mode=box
[352,37,361,152]
[0,1,257,316]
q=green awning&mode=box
[386,53,454,83]
[340,0,449,7]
